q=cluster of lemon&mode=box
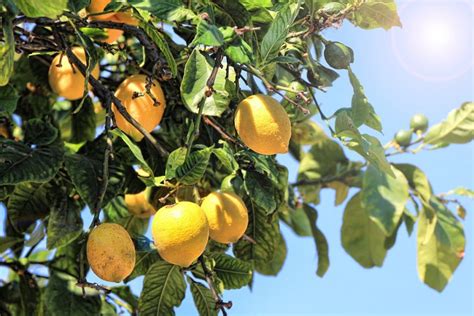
[48,0,294,283]
[86,191,249,282]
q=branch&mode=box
[198,257,232,315]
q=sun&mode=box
[391,0,473,81]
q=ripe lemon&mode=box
[48,47,100,100]
[86,223,136,282]
[115,10,139,26]
[99,16,123,44]
[201,192,249,244]
[152,202,209,267]
[125,190,156,218]
[113,74,166,141]
[234,94,291,155]
[87,0,115,20]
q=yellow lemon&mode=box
[113,74,166,141]
[48,47,100,100]
[201,192,249,244]
[152,202,209,267]
[115,10,139,26]
[125,190,156,218]
[234,94,291,155]
[87,0,115,20]
[86,223,136,282]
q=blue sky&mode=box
[1,0,473,315]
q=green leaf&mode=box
[139,21,178,77]
[19,273,40,316]
[53,235,87,278]
[303,204,330,277]
[361,165,409,236]
[394,163,432,201]
[0,17,14,86]
[255,233,287,276]
[165,147,187,179]
[23,119,59,146]
[113,129,154,179]
[259,2,300,65]
[188,277,217,316]
[341,193,387,268]
[129,0,196,22]
[138,261,186,316]
[280,205,312,237]
[209,253,252,289]
[0,84,19,114]
[125,242,161,282]
[349,0,402,30]
[47,198,83,250]
[68,0,90,13]
[212,146,238,174]
[221,27,254,64]
[180,49,234,116]
[175,148,212,185]
[445,187,474,199]
[424,102,474,146]
[233,200,280,264]
[0,139,64,185]
[110,286,139,311]
[239,0,272,10]
[211,0,250,27]
[417,198,465,292]
[13,0,68,18]
[44,273,101,316]
[70,98,96,144]
[192,20,225,47]
[244,170,278,215]
[0,236,23,253]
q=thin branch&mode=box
[198,257,232,315]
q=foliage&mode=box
[0,0,472,315]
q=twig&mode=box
[198,257,232,315]
[203,116,243,146]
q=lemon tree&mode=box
[0,0,473,315]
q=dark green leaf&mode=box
[70,98,96,144]
[138,261,186,316]
[0,236,23,253]
[19,273,40,316]
[113,129,154,179]
[68,0,90,13]
[188,277,217,316]
[175,148,212,185]
[24,119,59,146]
[165,147,187,179]
[244,170,278,215]
[255,233,287,276]
[0,84,19,114]
[209,253,252,289]
[341,193,387,268]
[47,198,83,249]
[110,286,138,311]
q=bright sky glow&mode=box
[391,0,473,81]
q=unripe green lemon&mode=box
[234,94,291,155]
[201,192,249,244]
[394,129,413,147]
[151,202,209,267]
[86,223,136,282]
[410,114,429,133]
[324,41,354,69]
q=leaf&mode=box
[394,163,432,201]
[0,236,23,253]
[53,235,87,278]
[113,129,154,179]
[417,198,465,292]
[259,2,300,65]
[211,0,250,27]
[138,261,186,316]
[44,273,101,316]
[212,146,238,174]
[445,187,474,199]
[13,0,68,18]
[244,170,278,215]
[129,0,196,22]
[175,148,212,185]
[403,208,417,236]
[221,27,253,64]
[349,0,402,30]
[424,102,474,146]
[0,139,64,185]
[188,277,217,316]
[19,272,40,315]
[70,98,96,144]
[110,286,139,311]
[7,182,52,232]
[303,204,330,277]
[125,243,161,282]
[180,49,234,116]
[341,193,387,268]
[139,21,178,77]
[192,20,225,47]
[0,84,19,114]
[23,119,59,146]
[291,120,328,145]
[165,147,187,179]
[0,16,14,86]
[209,253,252,289]
[361,165,409,236]
[47,198,83,250]
[255,233,287,276]
[68,0,90,13]
[233,200,280,264]
[280,205,312,237]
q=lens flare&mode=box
[391,0,473,82]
